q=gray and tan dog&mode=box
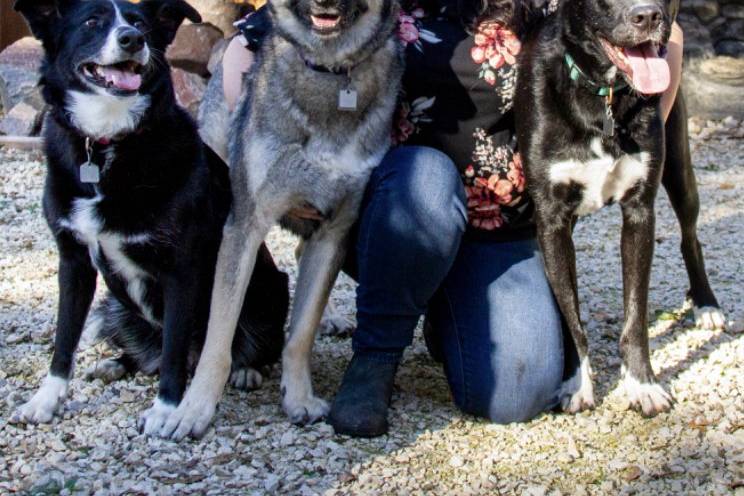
[149,0,403,439]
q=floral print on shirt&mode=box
[395,5,530,232]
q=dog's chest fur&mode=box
[548,138,649,216]
[59,194,160,326]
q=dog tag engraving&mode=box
[80,162,100,183]
[338,88,358,111]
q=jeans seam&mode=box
[441,286,470,412]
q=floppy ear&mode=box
[143,0,203,46]
[14,0,63,40]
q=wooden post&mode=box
[1,3,31,52]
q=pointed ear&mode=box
[14,0,62,40]
[143,0,203,46]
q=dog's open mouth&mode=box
[599,39,670,95]
[80,61,144,93]
[310,12,342,33]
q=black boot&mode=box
[328,352,400,437]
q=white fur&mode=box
[318,299,355,336]
[560,357,595,413]
[620,366,673,416]
[15,375,69,424]
[66,90,150,141]
[693,306,726,330]
[549,139,649,216]
[60,196,158,326]
[139,397,177,436]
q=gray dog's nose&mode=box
[629,4,663,32]
[117,26,145,53]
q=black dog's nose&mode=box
[117,26,145,53]
[629,4,663,32]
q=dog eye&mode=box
[133,20,146,30]
[84,17,99,28]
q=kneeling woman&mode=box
[222,0,684,436]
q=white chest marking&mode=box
[66,91,150,141]
[59,197,158,326]
[549,139,649,216]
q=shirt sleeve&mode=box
[234,6,272,52]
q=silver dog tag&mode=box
[80,162,100,183]
[338,88,358,112]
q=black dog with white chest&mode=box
[12,0,289,433]
[515,0,725,416]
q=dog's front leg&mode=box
[14,240,97,423]
[618,201,673,416]
[282,230,348,425]
[535,215,595,413]
[139,270,201,435]
[158,209,273,440]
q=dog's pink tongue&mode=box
[100,67,142,91]
[624,44,670,95]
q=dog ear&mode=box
[142,0,203,46]
[13,0,67,40]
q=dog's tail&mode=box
[198,63,230,163]
[89,294,163,375]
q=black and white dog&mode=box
[11,0,289,433]
[515,0,725,416]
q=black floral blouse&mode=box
[239,0,557,241]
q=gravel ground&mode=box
[1,120,743,495]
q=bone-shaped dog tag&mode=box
[80,162,100,183]
[338,88,358,112]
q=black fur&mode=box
[515,0,721,414]
[15,0,289,408]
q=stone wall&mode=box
[679,1,744,118]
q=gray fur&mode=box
[162,0,403,438]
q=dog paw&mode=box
[138,398,177,436]
[157,392,218,441]
[319,311,355,337]
[559,358,595,413]
[694,306,726,330]
[229,367,263,391]
[282,394,330,425]
[12,375,68,424]
[621,373,673,417]
[84,359,127,383]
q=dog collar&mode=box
[564,53,628,97]
[303,59,351,75]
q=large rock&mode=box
[0,87,46,136]
[171,68,207,117]
[683,56,744,119]
[166,22,224,76]
[188,0,241,35]
[0,37,43,113]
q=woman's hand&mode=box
[661,22,683,123]
[222,36,255,112]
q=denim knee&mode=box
[366,145,467,258]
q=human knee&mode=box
[373,146,467,254]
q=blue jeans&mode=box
[345,145,566,423]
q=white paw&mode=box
[158,390,218,441]
[621,371,673,417]
[282,392,329,425]
[138,398,177,436]
[559,358,595,413]
[318,311,355,337]
[229,367,263,390]
[12,375,68,424]
[84,359,127,382]
[694,306,726,330]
